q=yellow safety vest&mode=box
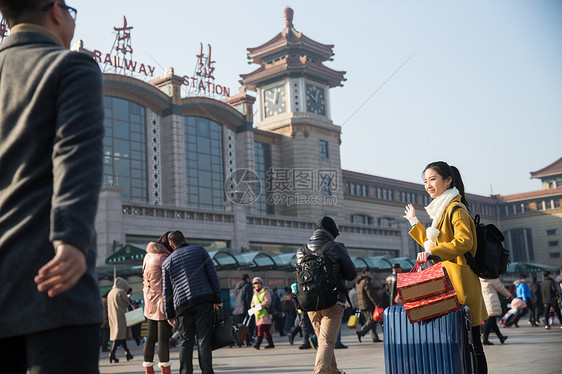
[252,288,268,318]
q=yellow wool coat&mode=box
[409,195,488,326]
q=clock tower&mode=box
[240,7,346,219]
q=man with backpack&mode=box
[295,216,357,374]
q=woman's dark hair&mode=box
[423,161,470,210]
[158,231,173,251]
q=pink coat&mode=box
[143,242,171,321]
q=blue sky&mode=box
[73,0,562,197]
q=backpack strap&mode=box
[449,205,479,274]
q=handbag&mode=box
[398,259,460,324]
[124,307,145,327]
[397,261,455,303]
[347,310,361,328]
[373,306,384,323]
[212,308,239,350]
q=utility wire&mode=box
[341,52,416,127]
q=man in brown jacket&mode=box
[356,268,382,343]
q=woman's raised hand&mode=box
[403,204,416,221]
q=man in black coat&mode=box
[295,216,357,374]
[0,1,104,373]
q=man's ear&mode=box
[45,1,64,26]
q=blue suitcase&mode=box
[383,305,476,374]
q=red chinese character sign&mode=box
[183,43,230,98]
[0,17,9,44]
[93,16,156,78]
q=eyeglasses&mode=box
[41,2,77,21]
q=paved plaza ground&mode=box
[99,322,562,374]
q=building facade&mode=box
[76,9,560,292]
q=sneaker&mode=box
[545,325,551,329]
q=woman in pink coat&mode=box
[142,232,173,374]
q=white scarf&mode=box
[423,187,459,251]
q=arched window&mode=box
[184,116,225,210]
[103,97,147,202]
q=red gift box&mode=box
[403,290,461,323]
[397,262,455,303]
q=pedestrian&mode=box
[128,288,144,346]
[513,273,532,327]
[250,277,275,349]
[296,216,357,374]
[541,271,562,329]
[101,290,111,352]
[386,264,402,305]
[271,287,285,336]
[162,230,222,374]
[282,286,297,335]
[530,275,542,327]
[142,232,174,374]
[403,161,488,373]
[479,277,510,345]
[355,268,383,343]
[0,1,104,372]
[233,273,254,347]
[108,277,134,363]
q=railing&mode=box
[121,203,234,223]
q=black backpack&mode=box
[295,241,339,311]
[450,206,510,279]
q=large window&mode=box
[184,116,224,210]
[103,97,147,202]
[504,228,535,262]
[254,142,273,215]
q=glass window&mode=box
[184,116,224,210]
[103,97,147,202]
[547,229,557,235]
[254,142,273,215]
[319,140,329,158]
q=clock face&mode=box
[264,84,286,118]
[306,84,325,116]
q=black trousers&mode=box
[144,319,173,363]
[0,324,100,374]
[482,316,503,341]
[544,302,562,326]
[358,309,381,341]
[472,325,487,374]
[177,302,215,374]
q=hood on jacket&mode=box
[114,277,129,292]
[146,241,172,256]
[309,228,334,247]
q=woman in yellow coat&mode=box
[403,161,488,374]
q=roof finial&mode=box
[283,7,294,29]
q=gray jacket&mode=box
[0,30,104,337]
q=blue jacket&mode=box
[515,281,531,302]
[162,244,221,319]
